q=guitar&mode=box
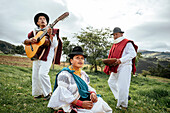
[25,12,69,58]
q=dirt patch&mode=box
[147,75,170,83]
[0,55,32,67]
[0,55,69,68]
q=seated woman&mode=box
[48,46,112,113]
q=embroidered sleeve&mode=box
[58,71,70,88]
[58,71,78,97]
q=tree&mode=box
[73,26,112,72]
[15,45,25,54]
[148,63,170,79]
[62,37,76,62]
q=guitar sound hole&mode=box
[37,37,40,42]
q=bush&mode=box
[149,63,170,79]
[141,70,151,77]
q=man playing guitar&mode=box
[24,12,62,100]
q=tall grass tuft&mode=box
[138,87,169,99]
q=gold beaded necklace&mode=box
[69,65,81,77]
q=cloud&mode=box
[0,0,170,52]
[0,0,81,44]
[126,19,170,51]
[136,41,170,52]
[127,21,170,40]
[121,0,170,52]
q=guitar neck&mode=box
[50,19,59,28]
[39,19,58,40]
[37,29,48,42]
[37,12,69,42]
[50,12,69,27]
[37,20,57,42]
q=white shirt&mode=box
[47,36,58,60]
[114,37,137,65]
[48,70,96,112]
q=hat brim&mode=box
[68,52,87,58]
[34,13,49,26]
[111,31,124,35]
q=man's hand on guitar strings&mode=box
[30,38,37,43]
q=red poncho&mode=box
[104,39,138,75]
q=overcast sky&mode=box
[0,0,170,52]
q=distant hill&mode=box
[139,50,170,59]
[0,40,25,54]
[136,50,170,73]
[0,40,16,54]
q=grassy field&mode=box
[0,54,170,113]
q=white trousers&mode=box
[108,64,132,108]
[32,57,53,97]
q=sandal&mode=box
[43,92,52,100]
[34,95,44,99]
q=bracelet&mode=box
[76,100,83,107]
[89,91,96,95]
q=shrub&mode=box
[138,87,169,100]
[141,70,151,77]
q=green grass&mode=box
[0,64,170,113]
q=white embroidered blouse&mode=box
[47,70,96,112]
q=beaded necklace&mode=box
[69,65,81,77]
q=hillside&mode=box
[0,40,16,54]
[0,40,25,54]
[139,50,170,59]
[136,50,170,73]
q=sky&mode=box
[0,0,170,52]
